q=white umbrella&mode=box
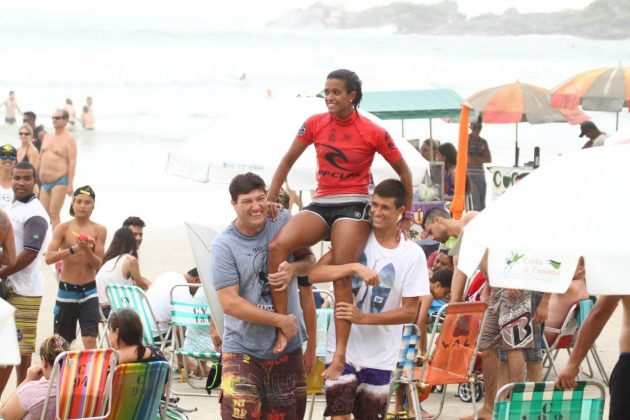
[458,144,630,295]
[0,298,20,365]
[185,222,224,336]
[166,97,428,190]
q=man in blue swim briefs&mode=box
[45,186,106,349]
[39,109,77,227]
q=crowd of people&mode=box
[0,69,626,420]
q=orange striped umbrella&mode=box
[465,81,589,165]
[551,65,630,129]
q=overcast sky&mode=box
[3,0,595,23]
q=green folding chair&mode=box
[168,284,220,396]
[104,284,166,347]
[493,380,605,420]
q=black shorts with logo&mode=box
[302,202,370,230]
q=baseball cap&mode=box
[69,185,96,216]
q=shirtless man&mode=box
[1,91,21,124]
[557,296,630,419]
[0,208,17,285]
[39,109,77,227]
[64,99,76,131]
[45,186,106,349]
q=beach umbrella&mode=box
[450,103,470,220]
[0,298,21,365]
[166,97,428,190]
[185,222,224,336]
[457,144,630,295]
[551,65,630,130]
[465,81,589,166]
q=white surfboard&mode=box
[185,222,225,336]
[0,298,21,365]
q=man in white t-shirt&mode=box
[146,268,200,337]
[0,162,49,398]
[308,179,430,420]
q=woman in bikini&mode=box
[266,69,413,379]
[16,124,40,172]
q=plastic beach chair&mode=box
[542,299,609,385]
[385,324,424,419]
[306,290,334,420]
[104,284,165,347]
[168,284,220,396]
[415,302,488,420]
[41,349,118,420]
[107,361,170,420]
[493,380,605,420]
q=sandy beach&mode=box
[0,223,621,418]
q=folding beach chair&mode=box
[108,361,171,420]
[542,299,609,385]
[103,284,166,347]
[493,380,605,420]
[168,284,220,396]
[418,302,488,419]
[41,348,119,420]
[306,290,334,420]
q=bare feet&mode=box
[460,409,491,420]
[273,330,288,354]
[322,356,345,380]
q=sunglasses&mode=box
[19,132,31,136]
[52,116,65,120]
[0,155,16,161]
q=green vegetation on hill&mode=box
[269,0,630,39]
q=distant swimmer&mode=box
[22,111,47,152]
[239,73,247,81]
[1,91,22,124]
[39,109,77,227]
[80,105,94,130]
[64,98,76,131]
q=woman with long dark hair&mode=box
[96,227,148,316]
[107,308,165,364]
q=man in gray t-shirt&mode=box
[211,172,315,420]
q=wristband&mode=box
[69,246,75,255]
[403,211,413,220]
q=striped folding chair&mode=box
[385,323,423,419]
[494,380,605,420]
[41,349,118,420]
[108,361,170,420]
[104,284,165,347]
[305,289,334,420]
[168,284,220,396]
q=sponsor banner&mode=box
[488,247,578,294]
[487,166,533,199]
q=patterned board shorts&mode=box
[498,291,543,363]
[6,291,42,354]
[479,288,535,352]
[324,355,392,420]
[219,348,306,420]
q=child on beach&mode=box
[265,69,413,380]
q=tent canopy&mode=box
[361,89,464,120]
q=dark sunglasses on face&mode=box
[52,116,65,120]
[0,155,16,161]
[19,132,31,136]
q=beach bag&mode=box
[205,357,222,395]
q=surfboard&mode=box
[185,222,225,336]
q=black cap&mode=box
[69,185,96,216]
[0,144,17,156]
[579,121,597,138]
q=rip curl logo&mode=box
[321,144,349,171]
[353,211,361,218]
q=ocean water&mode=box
[0,11,628,229]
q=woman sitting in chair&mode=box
[107,308,166,364]
[1,335,69,420]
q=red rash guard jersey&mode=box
[296,111,402,196]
